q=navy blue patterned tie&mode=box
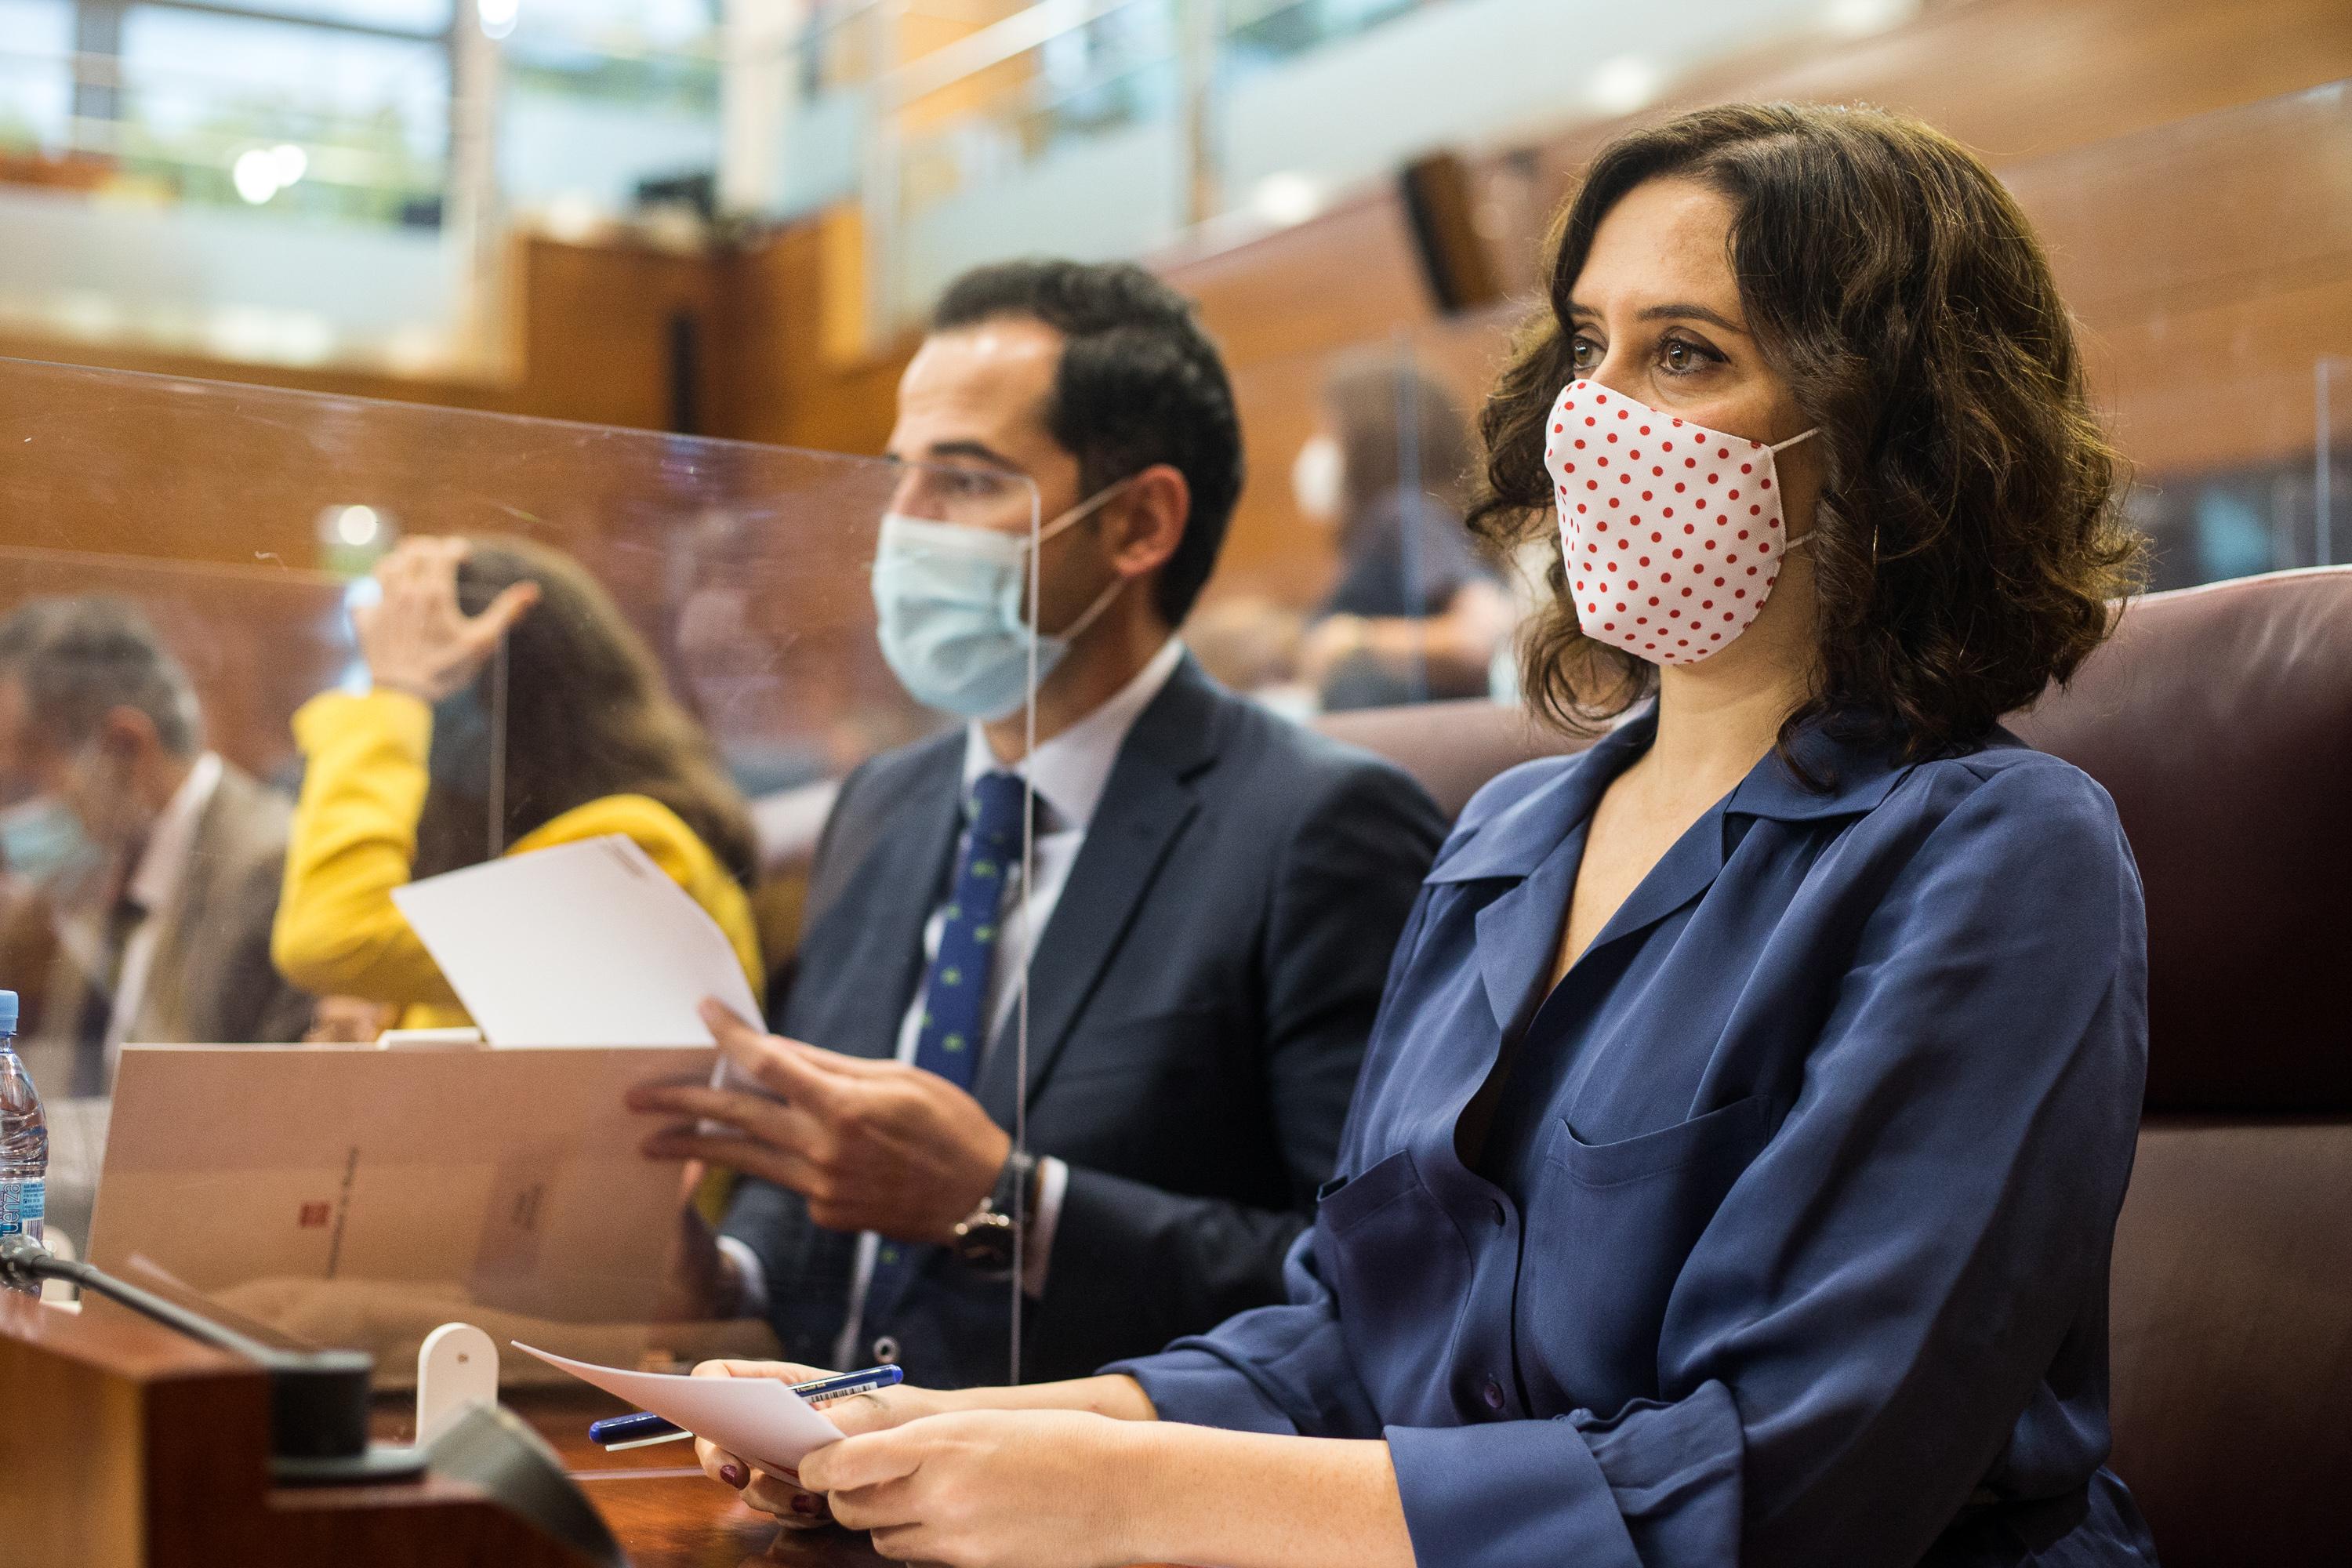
[910,769,1025,1091]
[861,770,1026,1337]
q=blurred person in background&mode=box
[0,596,311,1258]
[1294,353,1515,709]
[270,535,763,1029]
[1179,593,1316,721]
[0,603,87,1041]
[0,597,310,1080]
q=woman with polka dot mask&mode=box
[674,105,2156,1568]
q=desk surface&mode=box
[381,1388,880,1568]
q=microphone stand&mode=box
[2,1232,423,1484]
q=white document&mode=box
[513,1341,843,1472]
[90,1042,713,1322]
[391,835,760,1047]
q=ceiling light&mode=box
[231,148,279,205]
[1250,172,1322,228]
[1823,0,1915,38]
[335,506,381,548]
[1590,56,1662,117]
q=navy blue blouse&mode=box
[1111,706,2159,1568]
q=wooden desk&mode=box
[5,1294,1107,1566]
[0,1287,874,1568]
[383,1389,882,1568]
[480,1393,1171,1568]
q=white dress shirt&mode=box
[723,640,1187,1363]
[106,751,223,1070]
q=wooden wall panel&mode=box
[1167,191,1436,370]
[512,238,721,434]
[1164,0,2352,610]
[1649,0,2352,169]
[2013,82,2352,479]
[709,211,913,459]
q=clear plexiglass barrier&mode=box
[0,355,1044,1388]
[1198,321,1541,721]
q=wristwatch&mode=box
[950,1150,1039,1276]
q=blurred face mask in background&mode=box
[871,479,1133,720]
[0,793,95,884]
[1290,434,1343,525]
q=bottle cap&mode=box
[0,990,16,1035]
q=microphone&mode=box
[2,1232,419,1484]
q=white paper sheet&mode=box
[391,835,760,1047]
[512,1341,842,1472]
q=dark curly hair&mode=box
[413,535,757,887]
[1471,103,2144,770]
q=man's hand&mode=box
[630,1000,1011,1245]
[353,535,537,704]
[688,1359,947,1530]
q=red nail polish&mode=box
[720,1464,745,1487]
[790,1494,820,1516]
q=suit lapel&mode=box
[813,746,964,1061]
[127,844,202,1047]
[129,767,249,1046]
[779,748,965,1348]
[976,661,1221,1125]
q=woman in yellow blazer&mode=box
[274,534,763,1028]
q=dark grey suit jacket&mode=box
[721,655,1445,1385]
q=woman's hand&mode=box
[798,1408,1152,1568]
[353,536,537,704]
[688,1360,948,1528]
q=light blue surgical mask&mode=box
[871,482,1131,720]
[0,792,96,884]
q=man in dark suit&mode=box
[633,260,1446,1385]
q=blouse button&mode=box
[1481,1377,1506,1411]
[1489,1199,1507,1228]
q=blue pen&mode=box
[588,1365,906,1450]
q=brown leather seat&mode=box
[1316,565,2352,1566]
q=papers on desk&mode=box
[513,1341,842,1472]
[391,835,760,1047]
[91,1042,713,1322]
[82,837,758,1334]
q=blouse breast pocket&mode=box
[1519,1094,1773,1410]
[1314,1149,1473,1420]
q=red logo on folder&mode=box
[298,1201,331,1229]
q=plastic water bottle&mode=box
[0,990,47,1283]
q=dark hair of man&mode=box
[1471,102,2145,771]
[931,260,1243,629]
[0,596,201,756]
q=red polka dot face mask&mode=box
[1543,379,1817,666]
